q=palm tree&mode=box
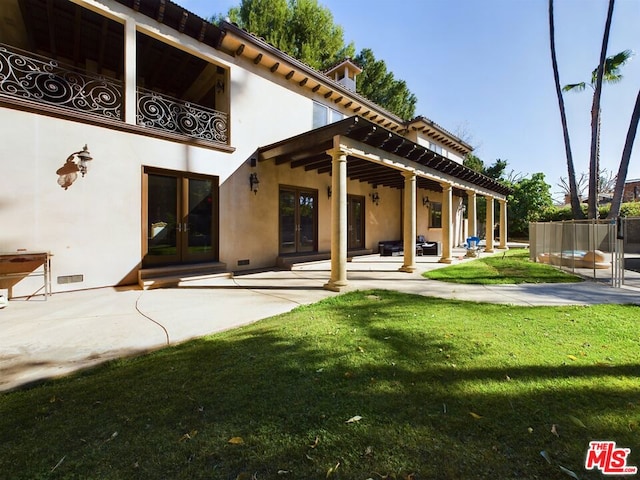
[563,0,621,218]
[549,0,584,219]
[563,48,632,216]
[608,90,640,219]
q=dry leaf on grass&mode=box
[228,436,244,445]
[179,430,198,442]
[469,412,483,419]
[568,415,587,428]
[540,450,552,464]
[346,415,362,424]
[558,465,580,479]
[326,462,340,478]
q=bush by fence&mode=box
[537,202,640,223]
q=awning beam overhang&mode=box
[335,135,507,200]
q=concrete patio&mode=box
[1,248,639,392]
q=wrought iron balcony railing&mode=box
[0,44,228,144]
[137,88,228,143]
[0,44,122,120]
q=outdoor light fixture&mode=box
[327,186,332,198]
[422,195,430,207]
[249,172,260,194]
[56,144,93,190]
[370,190,380,206]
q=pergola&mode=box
[259,116,512,291]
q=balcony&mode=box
[137,88,227,144]
[0,44,228,145]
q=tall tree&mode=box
[287,0,353,69]
[548,0,584,219]
[608,90,640,218]
[507,173,554,236]
[222,0,354,71]
[354,49,416,120]
[563,49,632,212]
[463,154,507,181]
[587,0,615,218]
[217,0,417,119]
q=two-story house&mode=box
[0,0,510,296]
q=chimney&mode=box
[324,59,363,92]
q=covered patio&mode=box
[258,116,512,291]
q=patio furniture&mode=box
[0,251,52,300]
[379,240,403,256]
[465,236,481,257]
[416,235,441,256]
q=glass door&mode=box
[147,173,180,264]
[144,169,218,266]
[298,191,316,253]
[185,177,216,261]
[347,195,364,250]
[279,187,317,254]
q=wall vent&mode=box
[57,274,84,284]
[237,259,250,266]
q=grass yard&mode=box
[1,291,639,479]
[424,249,583,284]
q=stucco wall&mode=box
[0,0,475,296]
[0,64,319,294]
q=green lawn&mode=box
[424,249,583,284]
[1,291,639,479]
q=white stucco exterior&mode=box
[0,0,507,297]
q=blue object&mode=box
[466,236,480,248]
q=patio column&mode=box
[124,18,137,125]
[400,171,417,273]
[499,199,508,249]
[440,182,453,263]
[324,148,348,292]
[466,190,477,238]
[485,195,495,253]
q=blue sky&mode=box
[179,0,639,200]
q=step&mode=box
[277,252,331,270]
[277,249,373,270]
[138,262,230,289]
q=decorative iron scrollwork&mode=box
[0,44,122,119]
[1,44,228,145]
[137,89,228,143]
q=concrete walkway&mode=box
[1,248,638,392]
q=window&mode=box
[313,101,344,128]
[430,202,442,228]
[429,142,443,155]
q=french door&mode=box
[143,168,219,266]
[279,187,317,254]
[347,195,365,250]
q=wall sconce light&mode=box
[422,195,430,207]
[55,144,93,190]
[249,172,260,194]
[327,186,332,198]
[370,191,380,206]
